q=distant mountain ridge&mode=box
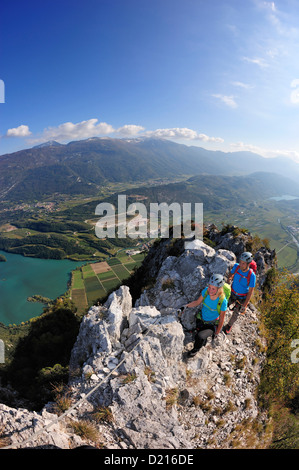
[33,140,63,149]
[59,171,299,224]
[99,171,299,213]
[0,137,298,202]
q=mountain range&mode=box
[60,171,299,223]
[0,137,298,202]
[105,172,299,210]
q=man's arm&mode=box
[227,266,236,284]
[215,310,226,335]
[241,287,254,312]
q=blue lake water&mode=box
[0,250,86,325]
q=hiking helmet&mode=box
[209,274,224,288]
[240,251,253,263]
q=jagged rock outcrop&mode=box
[0,404,84,449]
[0,233,275,449]
[68,287,191,449]
[136,239,236,330]
[205,224,276,289]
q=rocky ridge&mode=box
[0,227,275,449]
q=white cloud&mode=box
[231,81,253,89]
[212,94,238,108]
[263,1,276,13]
[254,1,277,15]
[6,125,31,138]
[226,24,239,36]
[290,79,299,104]
[230,141,299,163]
[230,141,266,154]
[243,56,269,68]
[22,119,223,147]
[145,127,224,143]
[266,48,280,59]
[28,119,115,144]
[116,124,145,136]
[27,119,147,145]
[255,0,299,39]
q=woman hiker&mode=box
[222,251,256,335]
[185,274,228,358]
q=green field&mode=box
[71,288,88,314]
[72,270,85,289]
[124,262,138,272]
[107,258,122,266]
[111,264,131,280]
[204,199,299,273]
[70,251,146,312]
[96,270,116,280]
[101,278,121,292]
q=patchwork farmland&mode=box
[70,252,145,314]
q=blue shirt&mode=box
[199,287,228,322]
[231,263,256,296]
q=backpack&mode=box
[232,265,253,297]
[234,265,253,285]
[249,260,257,274]
[202,282,231,316]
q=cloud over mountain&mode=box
[6,125,31,138]
[28,119,115,145]
[145,127,224,143]
[10,118,224,146]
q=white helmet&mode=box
[209,274,224,288]
[240,252,253,263]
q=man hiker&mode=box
[223,251,256,335]
[185,274,228,358]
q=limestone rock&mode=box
[0,235,275,449]
[105,285,132,340]
[0,403,83,449]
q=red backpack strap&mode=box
[233,265,239,276]
[234,265,252,286]
[246,269,253,285]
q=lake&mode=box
[0,250,86,325]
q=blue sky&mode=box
[1,0,299,162]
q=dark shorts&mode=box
[193,317,217,349]
[229,292,247,306]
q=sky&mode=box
[1,0,299,162]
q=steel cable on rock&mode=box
[1,315,162,450]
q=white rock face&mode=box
[105,285,132,340]
[0,403,84,449]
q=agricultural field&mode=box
[204,199,299,273]
[70,251,146,314]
